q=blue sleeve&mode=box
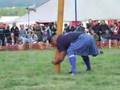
[57,42,66,52]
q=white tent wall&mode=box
[15,12,37,24]
[33,0,58,22]
[16,0,120,24]
[77,0,120,20]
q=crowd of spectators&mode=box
[0,20,120,49]
[63,20,120,47]
[0,22,56,47]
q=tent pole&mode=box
[75,0,77,22]
[55,0,64,73]
[28,11,30,26]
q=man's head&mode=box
[49,35,58,47]
[20,25,24,30]
[13,22,16,27]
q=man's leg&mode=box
[81,56,91,71]
[67,34,88,75]
[68,54,76,75]
[14,37,16,44]
[67,46,77,75]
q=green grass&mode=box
[0,48,120,90]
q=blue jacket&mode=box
[67,33,99,56]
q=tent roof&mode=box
[16,0,120,24]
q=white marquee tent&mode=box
[16,0,120,24]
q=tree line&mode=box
[0,7,26,16]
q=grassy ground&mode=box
[0,48,120,90]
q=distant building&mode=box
[0,16,20,24]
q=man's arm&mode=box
[52,49,66,65]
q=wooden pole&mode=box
[55,0,64,73]
[57,0,64,35]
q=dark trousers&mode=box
[81,56,91,70]
[0,37,5,46]
[14,36,19,44]
[6,36,12,44]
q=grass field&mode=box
[0,48,120,90]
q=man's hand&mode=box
[52,60,63,65]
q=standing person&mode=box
[0,28,5,46]
[33,23,43,42]
[50,23,57,36]
[19,25,27,44]
[75,22,85,33]
[64,23,70,33]
[42,24,51,43]
[4,25,12,45]
[52,32,99,76]
[11,23,19,44]
[99,20,112,43]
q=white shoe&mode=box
[71,73,75,77]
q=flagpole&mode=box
[55,0,64,73]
